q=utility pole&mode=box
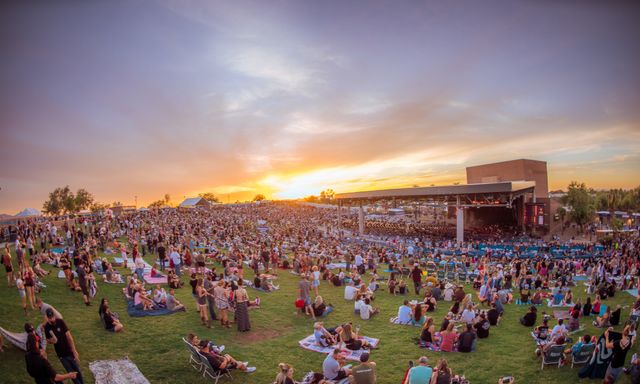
[134,195,138,208]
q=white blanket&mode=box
[89,358,150,384]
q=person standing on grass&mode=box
[157,242,166,271]
[25,333,77,384]
[3,245,14,287]
[604,325,632,383]
[43,309,84,384]
[299,274,314,320]
[411,264,423,295]
[169,246,182,277]
[76,260,90,306]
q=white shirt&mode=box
[398,305,412,323]
[551,324,567,339]
[355,299,364,312]
[355,254,363,266]
[170,251,181,265]
[360,304,373,320]
[461,309,476,324]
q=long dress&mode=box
[204,279,217,320]
[235,288,251,332]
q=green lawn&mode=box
[0,244,638,383]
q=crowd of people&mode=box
[1,202,639,383]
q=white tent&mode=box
[14,208,41,217]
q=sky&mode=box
[1,0,639,214]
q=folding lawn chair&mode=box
[183,338,203,372]
[541,344,565,370]
[571,343,595,368]
[198,349,233,383]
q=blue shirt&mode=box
[408,365,433,384]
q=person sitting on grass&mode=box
[457,323,476,353]
[314,322,337,347]
[534,318,550,341]
[198,340,256,373]
[323,347,351,382]
[487,302,501,326]
[431,358,453,384]
[397,300,412,324]
[404,356,432,384]
[349,352,376,384]
[473,312,490,339]
[410,303,426,326]
[274,363,301,384]
[166,288,185,312]
[439,322,458,352]
[133,285,154,311]
[98,298,123,333]
[153,285,167,307]
[417,316,435,344]
[340,323,374,350]
[360,298,379,320]
[167,269,182,289]
[594,306,611,328]
[312,296,333,318]
[531,288,543,305]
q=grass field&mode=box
[0,243,638,384]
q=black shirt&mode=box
[487,309,500,326]
[25,351,57,384]
[475,320,490,338]
[44,319,73,357]
[522,312,536,327]
[611,339,631,368]
[458,331,476,352]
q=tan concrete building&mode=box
[466,159,548,199]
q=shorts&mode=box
[333,370,347,380]
[18,289,26,298]
[5,265,12,273]
[106,326,116,332]
[304,298,312,306]
[312,280,320,288]
[606,365,623,382]
[80,284,89,296]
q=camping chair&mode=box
[458,271,468,283]
[437,270,445,281]
[197,349,233,384]
[540,344,565,370]
[630,314,640,325]
[571,343,595,368]
[447,270,456,281]
[182,338,203,372]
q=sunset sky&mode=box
[1,1,639,214]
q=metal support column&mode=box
[456,196,464,244]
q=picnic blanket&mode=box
[123,297,185,318]
[89,358,150,384]
[625,289,639,298]
[389,317,421,327]
[143,274,166,285]
[417,332,445,351]
[326,263,347,270]
[243,279,280,292]
[553,310,571,319]
[574,275,589,281]
[57,270,77,279]
[51,247,66,254]
[298,334,379,361]
[547,300,574,308]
